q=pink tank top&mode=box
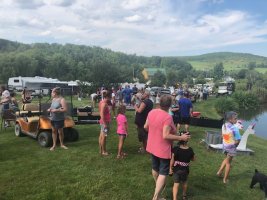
[99,100,111,124]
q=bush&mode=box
[251,87,267,103]
[214,97,239,115]
[232,91,259,110]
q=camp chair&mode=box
[1,109,16,131]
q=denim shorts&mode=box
[100,123,110,136]
[51,120,65,129]
[151,154,170,176]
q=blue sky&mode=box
[0,0,267,57]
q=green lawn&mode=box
[188,61,267,73]
[0,99,266,200]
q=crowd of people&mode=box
[94,85,240,200]
[0,84,241,200]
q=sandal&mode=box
[101,152,109,156]
[116,155,125,159]
[182,195,187,200]
[122,152,128,156]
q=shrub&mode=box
[232,91,259,110]
[251,87,267,103]
[214,97,239,115]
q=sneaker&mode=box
[4,122,9,128]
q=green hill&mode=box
[1,38,267,84]
[178,52,267,72]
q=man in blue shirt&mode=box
[177,92,193,132]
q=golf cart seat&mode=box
[27,116,40,123]
[16,103,42,117]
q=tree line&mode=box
[1,39,267,92]
[0,39,224,88]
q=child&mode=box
[169,132,195,200]
[116,105,128,159]
[216,111,241,183]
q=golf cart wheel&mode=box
[15,123,24,137]
[69,128,79,141]
[38,131,52,147]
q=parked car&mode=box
[150,87,171,96]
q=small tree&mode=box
[213,62,224,80]
[150,70,166,87]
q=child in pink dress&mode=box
[116,105,128,159]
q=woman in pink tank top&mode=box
[98,90,111,156]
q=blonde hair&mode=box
[53,87,61,95]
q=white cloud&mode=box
[124,15,142,22]
[0,0,266,56]
[44,0,76,7]
[121,0,152,10]
[12,0,45,9]
[39,30,51,36]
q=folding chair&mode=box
[1,109,16,131]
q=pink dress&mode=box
[146,109,176,159]
[116,114,127,135]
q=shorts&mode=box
[100,123,110,136]
[173,169,189,183]
[178,117,191,125]
[151,154,170,176]
[173,115,180,124]
[117,133,127,137]
[51,120,65,129]
[137,127,148,142]
[223,147,237,157]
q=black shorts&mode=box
[173,169,189,183]
[137,127,148,142]
[178,117,191,125]
[51,120,65,129]
[151,154,170,176]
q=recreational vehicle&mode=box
[8,76,79,94]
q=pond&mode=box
[239,105,267,140]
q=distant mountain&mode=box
[178,52,267,71]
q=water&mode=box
[239,105,267,140]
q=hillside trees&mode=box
[0,39,196,86]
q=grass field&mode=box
[188,61,267,73]
[0,97,266,200]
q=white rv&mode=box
[8,76,79,94]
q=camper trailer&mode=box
[8,76,79,94]
[8,76,59,91]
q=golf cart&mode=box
[15,93,79,148]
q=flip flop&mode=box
[61,145,68,150]
[102,152,109,156]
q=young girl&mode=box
[169,132,195,200]
[116,105,128,159]
[217,111,241,183]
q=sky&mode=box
[1,0,267,57]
